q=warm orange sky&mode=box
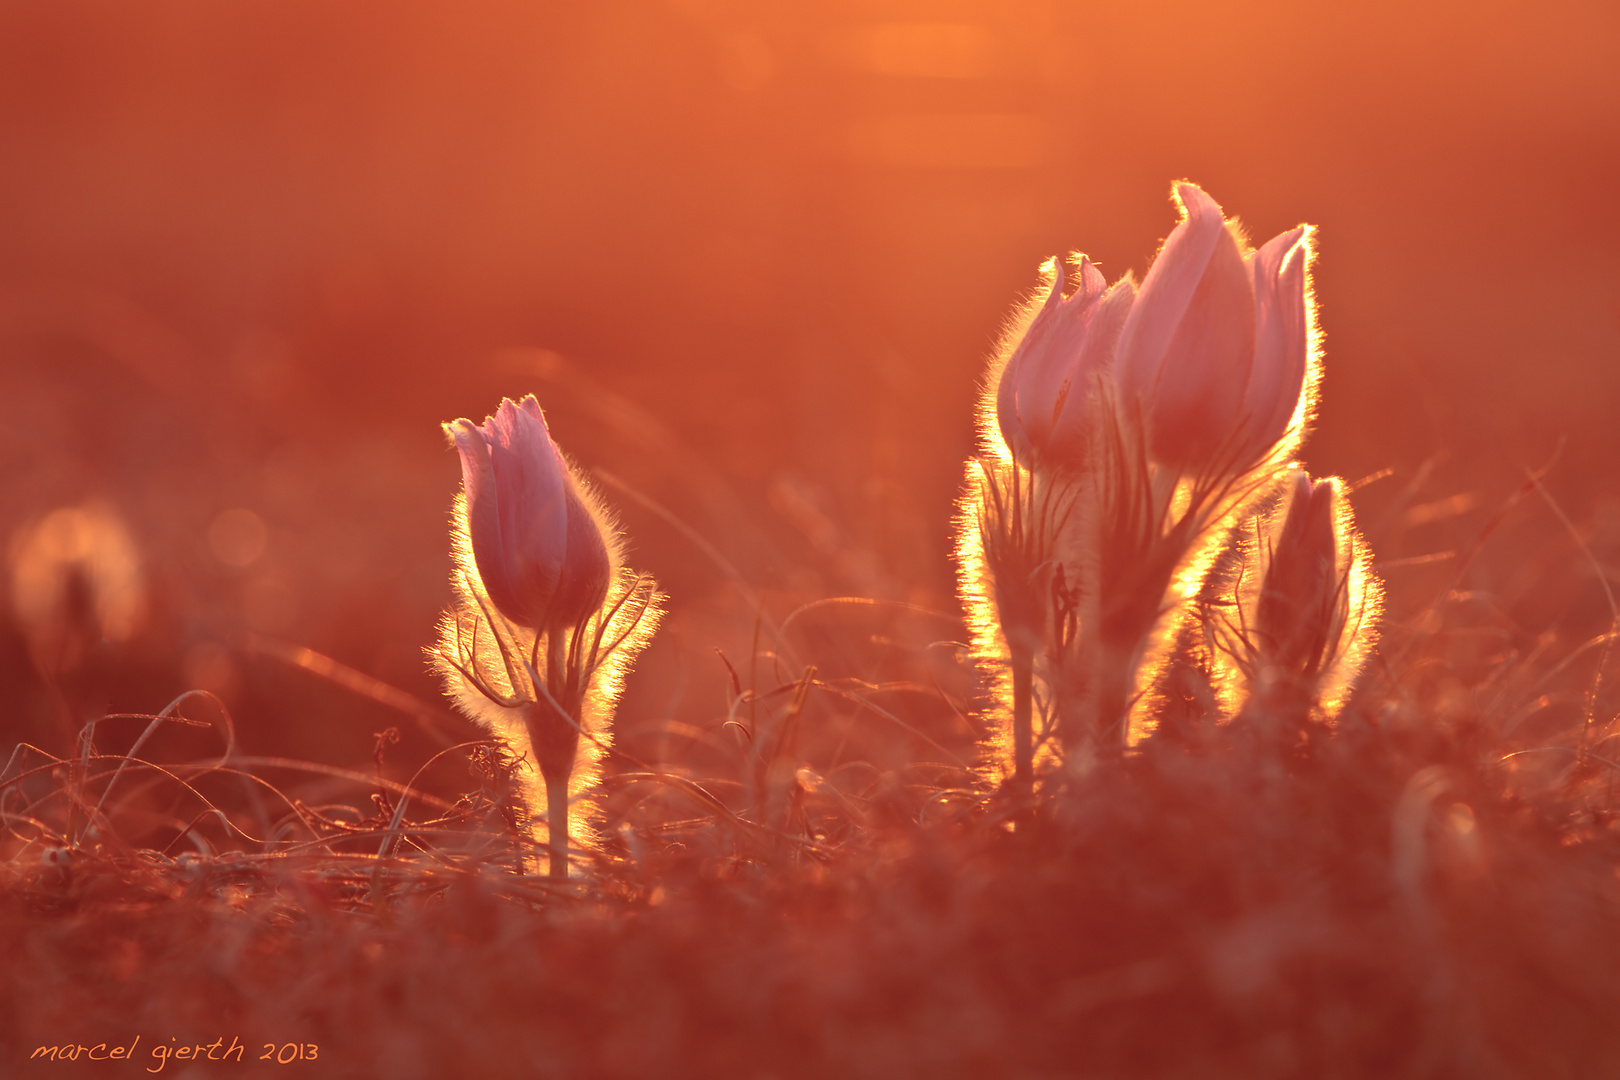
[3,4,1613,468]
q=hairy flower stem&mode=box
[977,460,1068,788]
[1082,533,1187,750]
[528,632,582,879]
[529,696,579,878]
[1083,621,1154,751]
[1010,643,1035,792]
[543,772,571,879]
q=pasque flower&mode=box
[1114,182,1312,474]
[962,256,1135,789]
[435,393,659,879]
[995,256,1136,469]
[447,395,610,630]
[960,181,1338,769]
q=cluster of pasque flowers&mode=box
[430,181,1382,863]
[432,395,660,878]
[959,181,1381,789]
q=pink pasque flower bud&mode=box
[1256,469,1340,675]
[447,395,610,630]
[1114,182,1311,474]
[996,256,1135,469]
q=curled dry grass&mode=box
[7,487,1620,1079]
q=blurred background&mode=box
[1,0,1616,781]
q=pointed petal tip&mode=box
[1286,225,1315,272]
[516,394,547,424]
[1309,474,1337,508]
[1073,255,1107,300]
[446,417,486,449]
[1040,255,1064,306]
[1277,224,1311,259]
[486,395,555,447]
[1172,180,1222,221]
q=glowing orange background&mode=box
[2,1,1616,767]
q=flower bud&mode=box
[1255,470,1340,676]
[446,395,611,630]
[1115,182,1311,474]
[995,256,1135,469]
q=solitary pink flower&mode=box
[446,395,610,630]
[1114,182,1311,473]
[996,257,1136,469]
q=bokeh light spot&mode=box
[208,508,268,568]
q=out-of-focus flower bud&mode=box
[446,395,610,630]
[996,257,1135,469]
[1256,470,1341,676]
[10,502,145,671]
[1115,182,1311,474]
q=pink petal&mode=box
[1115,182,1228,410]
[553,480,613,628]
[1240,227,1311,464]
[1044,276,1136,463]
[483,397,569,625]
[1017,262,1093,453]
[1004,256,1131,469]
[1074,256,1107,305]
[1142,218,1256,470]
[995,258,1065,462]
[450,417,526,620]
